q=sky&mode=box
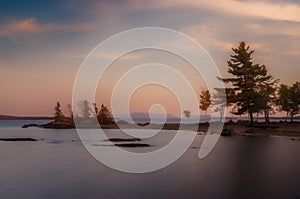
[0,0,300,116]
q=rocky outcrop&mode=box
[21,123,41,128]
[221,128,233,136]
[114,143,151,147]
[42,121,75,129]
[0,138,37,141]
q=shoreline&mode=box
[21,120,300,137]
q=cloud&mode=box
[182,25,233,51]
[0,18,93,37]
[152,0,300,22]
[287,50,300,56]
[96,0,300,22]
[59,52,142,60]
[245,22,300,37]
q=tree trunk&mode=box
[249,111,254,124]
[291,113,294,123]
[219,110,224,122]
[264,110,270,123]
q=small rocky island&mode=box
[20,101,300,137]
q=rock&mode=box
[0,138,37,141]
[221,128,233,136]
[104,138,141,142]
[21,123,40,128]
[42,121,75,129]
[114,143,151,147]
[244,128,255,134]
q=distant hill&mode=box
[130,112,179,120]
[0,115,53,120]
[115,112,180,123]
[0,115,18,120]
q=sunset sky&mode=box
[1,0,300,116]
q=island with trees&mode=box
[22,41,300,137]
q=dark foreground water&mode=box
[0,121,299,199]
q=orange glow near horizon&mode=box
[1,0,300,117]
[128,84,181,117]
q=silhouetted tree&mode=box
[78,100,92,120]
[97,104,113,124]
[54,101,64,122]
[277,82,300,122]
[221,41,276,124]
[276,84,290,119]
[93,103,99,117]
[65,104,73,119]
[212,88,228,121]
[183,110,191,118]
[199,90,211,118]
[289,82,300,122]
[256,76,279,123]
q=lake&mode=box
[0,120,299,199]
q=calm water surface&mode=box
[0,120,299,199]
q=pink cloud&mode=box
[168,0,300,22]
[0,18,93,37]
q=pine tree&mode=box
[212,88,235,120]
[54,101,64,122]
[221,41,276,124]
[79,100,92,120]
[93,103,99,117]
[289,82,300,122]
[277,82,300,122]
[256,74,278,123]
[97,104,113,124]
[183,110,191,118]
[66,104,73,119]
[199,90,211,118]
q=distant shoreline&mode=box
[19,119,300,137]
[0,115,53,120]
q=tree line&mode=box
[54,41,299,124]
[53,100,113,124]
[199,41,300,123]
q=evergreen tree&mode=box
[79,100,92,120]
[97,104,113,124]
[199,90,211,118]
[93,103,99,117]
[256,74,278,123]
[183,110,191,118]
[212,88,235,120]
[221,41,276,124]
[54,101,64,122]
[289,82,300,122]
[66,104,73,119]
[277,82,300,122]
